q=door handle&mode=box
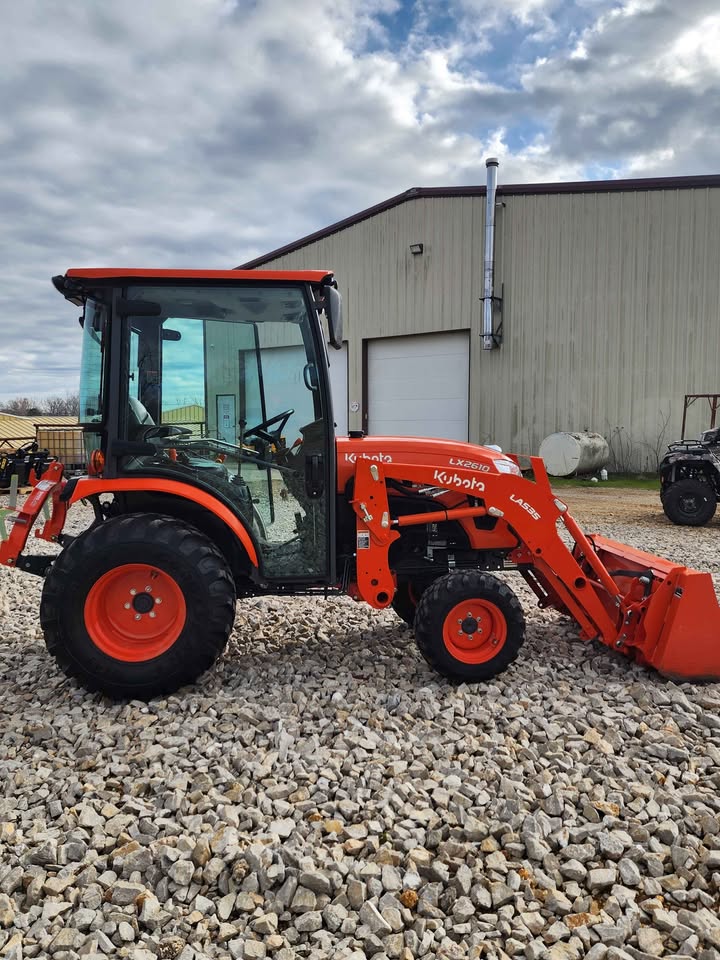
[305,454,324,498]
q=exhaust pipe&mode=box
[482,157,499,350]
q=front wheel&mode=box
[414,571,525,681]
[40,514,236,699]
[662,478,717,526]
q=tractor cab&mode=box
[54,269,343,581]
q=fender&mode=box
[67,477,259,567]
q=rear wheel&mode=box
[40,514,236,699]
[663,478,717,526]
[414,571,525,681]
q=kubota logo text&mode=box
[433,470,485,492]
[344,452,393,464]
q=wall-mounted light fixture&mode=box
[409,243,424,255]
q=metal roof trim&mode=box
[65,268,333,283]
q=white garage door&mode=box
[328,342,348,436]
[368,332,469,441]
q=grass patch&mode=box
[548,473,658,490]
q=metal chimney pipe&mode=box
[482,157,499,350]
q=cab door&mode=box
[120,282,335,583]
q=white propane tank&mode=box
[539,431,610,477]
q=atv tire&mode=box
[40,513,236,699]
[662,478,717,526]
[414,570,525,681]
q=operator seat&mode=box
[128,396,155,440]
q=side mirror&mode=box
[162,328,182,341]
[325,286,343,350]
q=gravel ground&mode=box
[1,487,720,960]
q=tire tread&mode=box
[414,570,525,682]
[40,513,236,699]
[662,478,717,526]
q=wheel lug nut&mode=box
[124,603,131,610]
[134,614,141,621]
[130,589,137,596]
[155,597,162,604]
[145,586,152,592]
[149,611,156,619]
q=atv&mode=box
[659,427,720,526]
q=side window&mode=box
[160,319,206,437]
[241,337,318,453]
[129,330,140,402]
[78,299,107,424]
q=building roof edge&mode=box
[237,174,720,268]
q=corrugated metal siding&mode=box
[248,197,486,441]
[249,185,720,470]
[0,414,78,447]
[488,188,720,468]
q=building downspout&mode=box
[482,157,499,350]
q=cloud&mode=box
[520,0,720,168]
[0,0,717,402]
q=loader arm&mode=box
[349,454,720,681]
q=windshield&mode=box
[78,298,107,424]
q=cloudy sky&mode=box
[1,0,718,403]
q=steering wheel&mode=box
[243,409,294,444]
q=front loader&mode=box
[2,267,719,699]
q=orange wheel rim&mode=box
[84,564,186,662]
[443,599,507,664]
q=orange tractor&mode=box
[2,267,719,698]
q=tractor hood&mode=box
[336,435,520,491]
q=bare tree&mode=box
[640,408,671,472]
[606,424,637,474]
[42,393,80,416]
[1,394,80,417]
[0,397,43,416]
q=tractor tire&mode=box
[662,478,717,526]
[40,513,236,699]
[392,579,432,627]
[414,571,525,682]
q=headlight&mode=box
[493,459,522,476]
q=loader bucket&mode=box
[589,535,720,682]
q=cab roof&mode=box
[64,268,332,283]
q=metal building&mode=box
[239,172,720,471]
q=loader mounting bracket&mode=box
[0,461,67,575]
[13,555,55,576]
[479,282,504,345]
